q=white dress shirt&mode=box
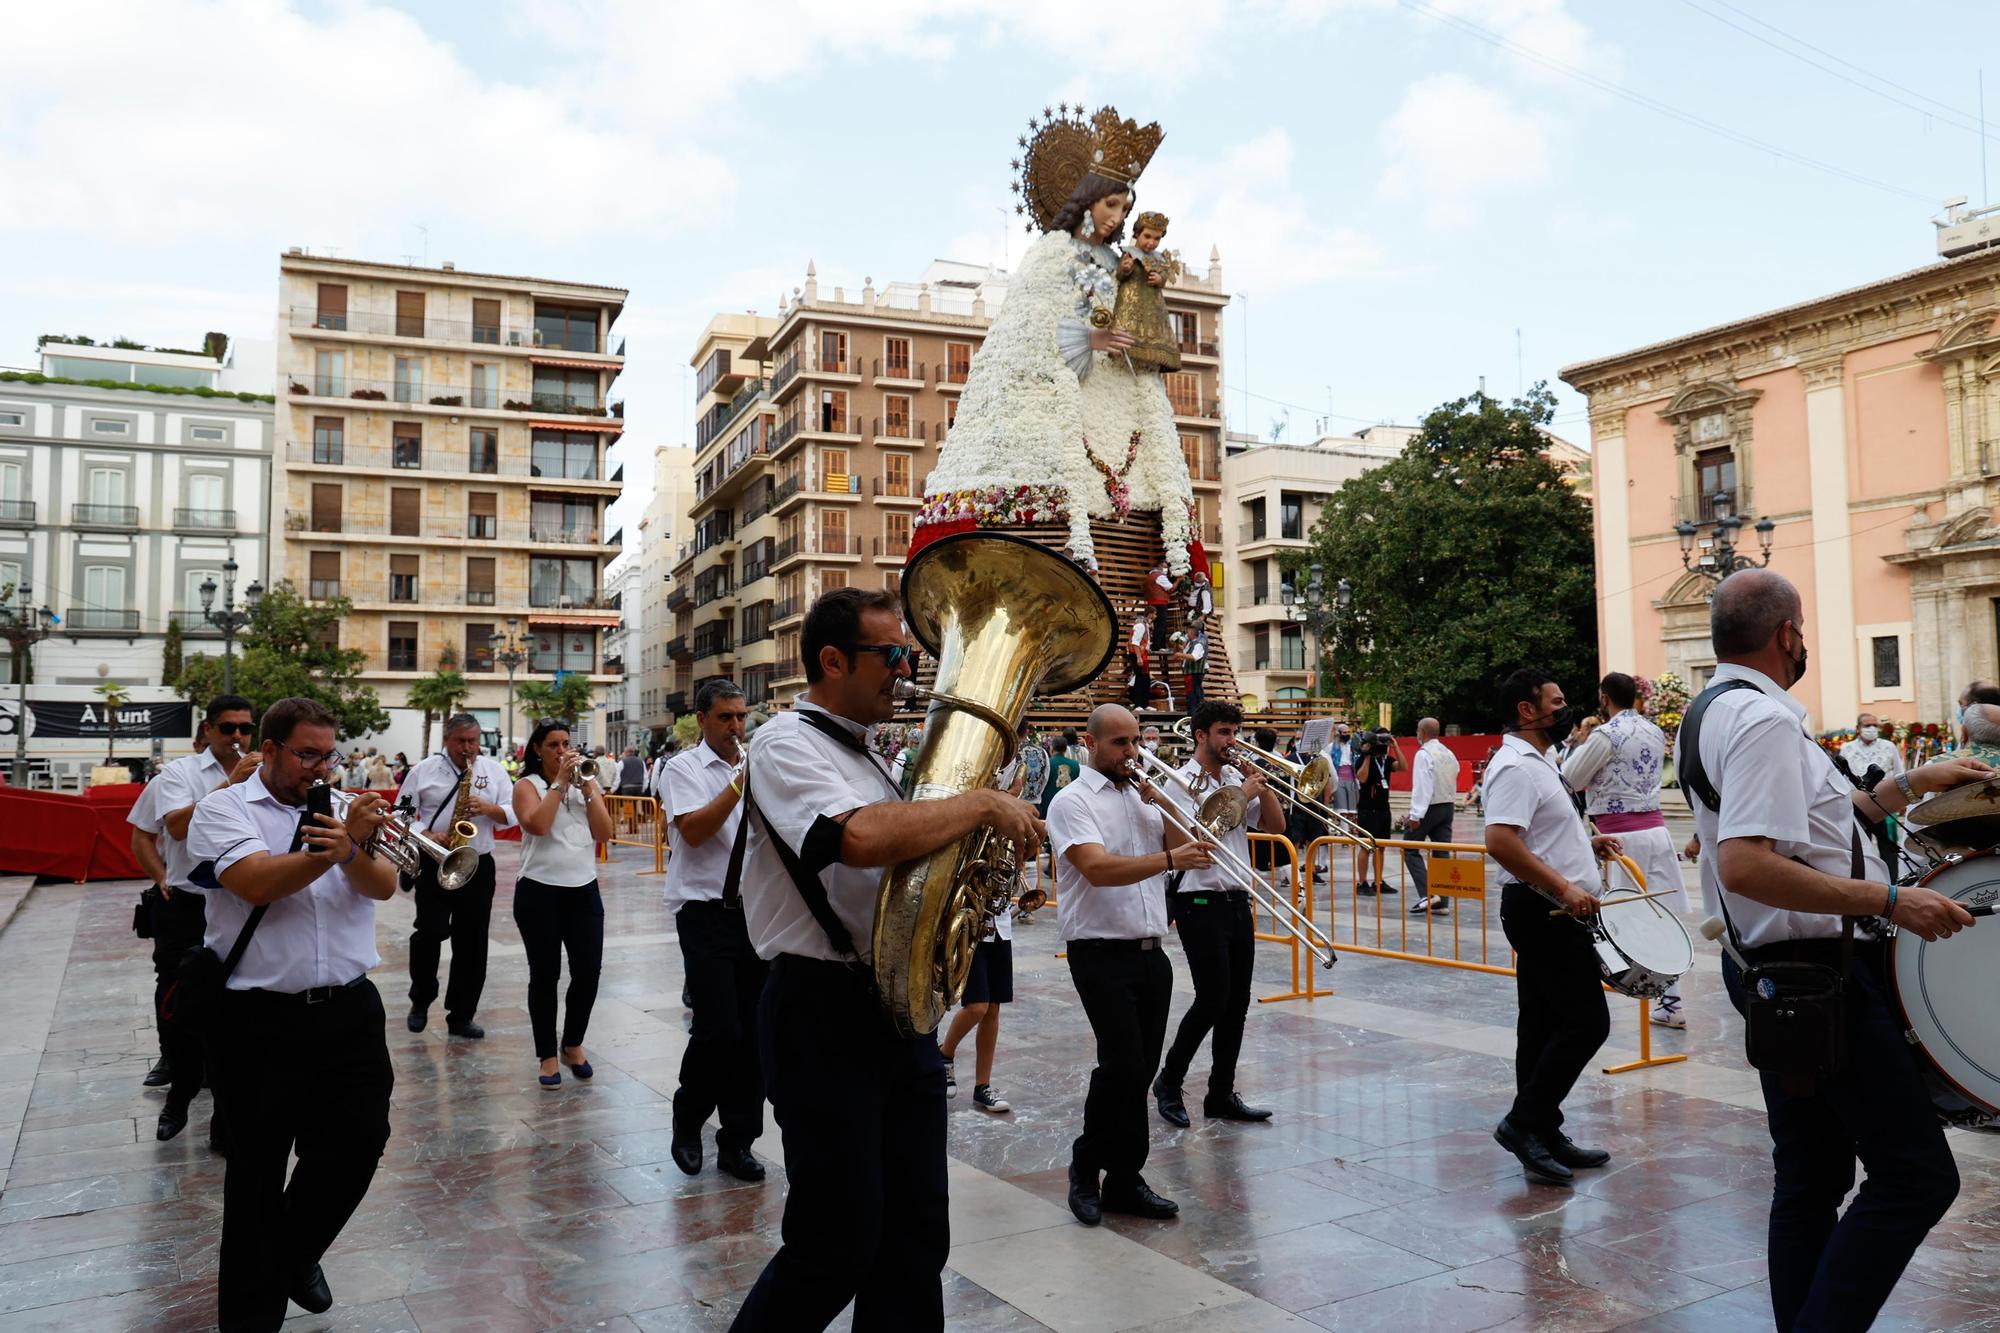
[1049,763,1170,941]
[1838,735,1905,781]
[663,739,744,912]
[392,752,516,854]
[1676,663,1888,947]
[128,748,231,893]
[1562,710,1667,816]
[1167,756,1251,896]
[516,774,599,887]
[741,699,903,963]
[186,770,382,991]
[1482,733,1600,896]
[1407,739,1461,812]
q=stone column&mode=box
[1589,407,1637,672]
[1802,357,1858,730]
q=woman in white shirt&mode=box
[511,720,614,1088]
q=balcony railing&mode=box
[814,534,863,556]
[174,609,223,635]
[0,499,34,526]
[72,503,139,529]
[771,356,800,395]
[1199,523,1221,547]
[774,535,801,562]
[527,525,604,545]
[1240,522,1267,544]
[873,357,926,382]
[465,588,496,606]
[936,363,971,387]
[874,536,911,560]
[527,592,618,611]
[693,581,736,608]
[66,608,141,633]
[773,596,802,622]
[285,376,624,419]
[284,442,613,483]
[741,491,774,524]
[773,474,804,505]
[308,579,342,600]
[872,476,915,499]
[871,418,930,441]
[665,634,691,658]
[289,306,624,356]
[692,633,734,659]
[741,559,771,584]
[1671,490,1750,525]
[1169,396,1223,420]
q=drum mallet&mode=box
[1698,917,1753,971]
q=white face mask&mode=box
[1142,738,1159,753]
[1859,726,1879,742]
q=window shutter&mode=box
[310,483,341,531]
[391,487,421,537]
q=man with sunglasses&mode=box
[394,713,516,1038]
[729,588,1045,1333]
[127,694,261,1146]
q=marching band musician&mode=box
[729,588,1043,1333]
[1153,700,1284,1128]
[1049,703,1213,1227]
[1483,668,1624,1187]
[1676,570,1983,1332]
[185,698,399,1331]
[394,713,515,1040]
[662,678,768,1181]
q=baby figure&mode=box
[1112,210,1183,373]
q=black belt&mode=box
[1066,936,1164,952]
[1743,936,1885,967]
[239,975,370,1005]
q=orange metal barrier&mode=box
[1247,832,1326,1004]
[597,794,665,875]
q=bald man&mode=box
[1048,705,1211,1227]
[1403,718,1460,913]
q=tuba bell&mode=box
[876,532,1117,1035]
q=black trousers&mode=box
[732,956,948,1333]
[511,877,604,1060]
[1723,944,1959,1332]
[674,900,768,1152]
[150,889,211,1111]
[1067,941,1172,1184]
[1149,606,1171,652]
[407,850,495,1025]
[213,978,393,1333]
[1159,893,1252,1099]
[1497,883,1608,1134]
[1403,802,1456,894]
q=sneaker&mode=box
[1410,895,1449,914]
[1378,881,1399,895]
[1651,998,1686,1030]
[944,1056,958,1097]
[1356,881,1378,896]
[972,1084,1011,1113]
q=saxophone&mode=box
[445,759,478,851]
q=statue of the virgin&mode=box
[913,104,1202,575]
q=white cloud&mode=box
[1376,73,1554,228]
[1428,0,1618,82]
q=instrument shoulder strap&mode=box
[719,716,864,960]
[1676,679,1762,814]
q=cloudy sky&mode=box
[6,0,1999,532]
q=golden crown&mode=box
[1010,104,1166,233]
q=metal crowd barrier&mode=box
[1247,831,1325,1004]
[596,794,665,875]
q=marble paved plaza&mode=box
[2,840,1999,1332]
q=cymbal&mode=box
[1909,776,2000,826]
[1908,814,2000,857]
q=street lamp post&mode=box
[1281,562,1352,701]
[1,581,57,786]
[1675,491,1775,586]
[488,618,528,760]
[198,558,264,694]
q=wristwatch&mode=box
[1894,771,1917,804]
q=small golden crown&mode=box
[1133,211,1170,234]
[1011,103,1166,233]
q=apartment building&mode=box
[0,334,273,688]
[635,446,697,744]
[272,252,628,731]
[600,551,639,752]
[674,252,1231,708]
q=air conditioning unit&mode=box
[508,331,525,346]
[557,594,575,608]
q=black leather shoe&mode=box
[1152,1075,1191,1128]
[155,1106,188,1142]
[717,1147,766,1182]
[1548,1131,1610,1170]
[143,1057,172,1088]
[1203,1092,1274,1122]
[1101,1176,1180,1219]
[670,1128,702,1176]
[1494,1117,1573,1185]
[289,1263,333,1314]
[406,1005,426,1033]
[446,1020,485,1040]
[1067,1162,1102,1226]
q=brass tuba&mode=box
[876,532,1116,1035]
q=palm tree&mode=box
[405,647,468,758]
[93,679,131,765]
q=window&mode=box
[818,389,849,433]
[1166,372,1200,415]
[314,349,346,397]
[88,467,126,505]
[186,473,225,513]
[884,453,911,497]
[0,461,21,499]
[388,621,419,671]
[883,570,900,596]
[1695,448,1738,520]
[533,366,598,411]
[1281,493,1304,541]
[1252,562,1269,603]
[91,419,128,435]
[530,627,596,672]
[529,557,596,607]
[883,511,911,557]
[84,564,127,615]
[472,299,502,345]
[465,623,496,670]
[821,448,849,493]
[0,411,21,427]
[1253,627,1270,670]
[468,491,497,539]
[946,398,958,430]
[188,424,226,443]
[1181,433,1204,478]
[1280,626,1305,670]
[946,342,972,384]
[532,429,599,480]
[310,483,342,533]
[819,567,848,592]
[183,567,221,616]
[1246,498,1266,541]
[883,336,911,378]
[466,557,495,606]
[392,421,422,469]
[470,362,498,410]
[1873,636,1902,689]
[0,561,20,597]
[1171,310,1198,350]
[394,356,423,404]
[819,508,848,552]
[819,329,848,369]
[312,416,344,464]
[395,291,425,339]
[531,495,596,543]
[882,394,911,438]
[534,304,601,353]
[316,284,348,330]
[390,554,419,603]
[468,427,498,474]
[390,486,421,537]
[696,349,732,398]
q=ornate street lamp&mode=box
[1,580,57,785]
[198,558,263,694]
[1675,491,1775,585]
[488,617,528,759]
[1281,562,1351,699]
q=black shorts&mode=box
[1357,806,1393,840]
[961,939,1013,1005]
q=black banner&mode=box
[9,700,194,740]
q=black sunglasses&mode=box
[843,642,920,671]
[211,721,255,735]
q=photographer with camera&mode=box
[1354,728,1401,895]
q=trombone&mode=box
[1127,752,1338,969]
[1224,732,1378,849]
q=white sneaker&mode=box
[944,1056,958,1096]
[1651,999,1686,1030]
[973,1084,1011,1113]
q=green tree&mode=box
[92,679,131,764]
[515,673,595,727]
[406,645,468,758]
[176,582,388,737]
[161,616,184,688]
[1290,385,1598,730]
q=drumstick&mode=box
[1548,890,1681,917]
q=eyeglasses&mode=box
[278,741,338,769]
[211,721,254,735]
[843,642,921,671]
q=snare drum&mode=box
[1889,853,2000,1123]
[1590,885,1695,998]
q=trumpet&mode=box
[575,757,601,784]
[1227,736,1377,849]
[1126,752,1338,969]
[315,782,480,890]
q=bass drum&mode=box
[1890,853,2000,1125]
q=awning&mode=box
[529,419,624,433]
[527,614,617,628]
[529,355,617,369]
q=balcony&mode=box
[692,631,734,660]
[173,507,237,533]
[527,592,619,612]
[668,584,691,612]
[692,579,736,609]
[774,535,802,563]
[66,608,141,633]
[935,363,970,389]
[0,500,33,527]
[665,634,691,659]
[174,609,223,636]
[771,355,800,396]
[740,490,774,524]
[288,306,625,356]
[308,579,342,600]
[286,510,615,547]
[1178,338,1221,360]
[1199,523,1221,547]
[71,503,139,530]
[773,474,806,514]
[1240,522,1267,545]
[873,535,911,561]
[1169,396,1224,421]
[773,596,802,624]
[465,588,497,606]
[527,524,606,546]
[741,558,771,584]
[873,357,926,383]
[284,376,623,421]
[816,471,863,498]
[872,476,918,502]
[1672,490,1750,525]
[871,418,931,443]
